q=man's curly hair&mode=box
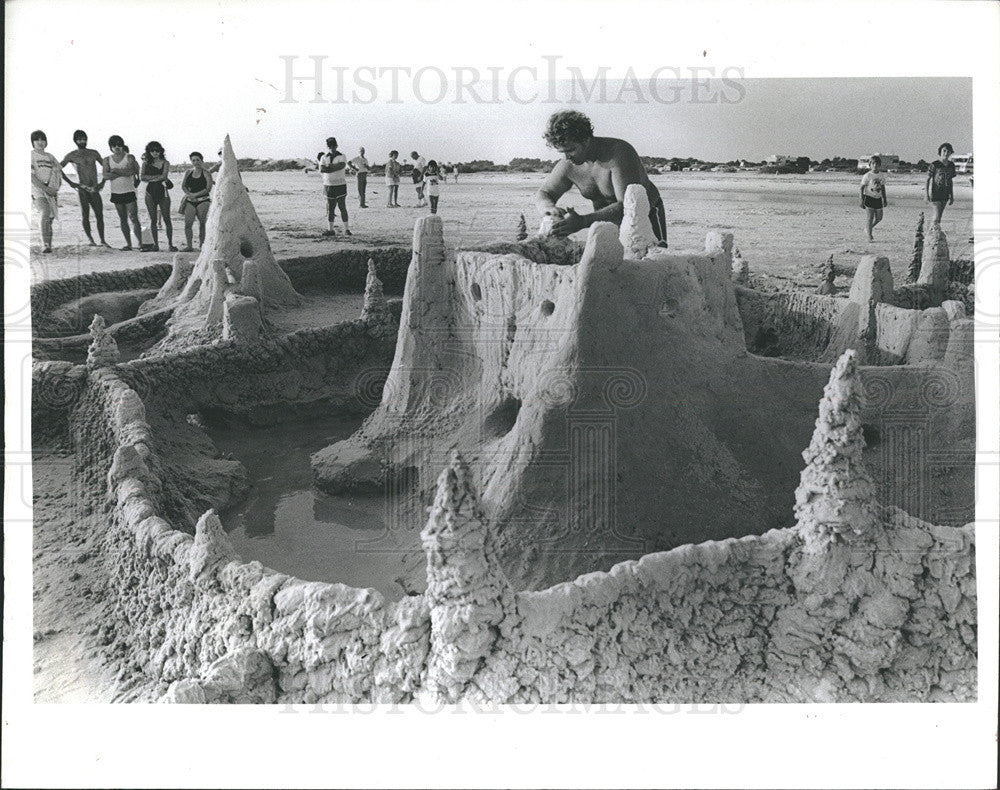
[543,110,594,148]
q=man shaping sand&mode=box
[61,130,109,246]
[536,110,666,244]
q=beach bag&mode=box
[139,224,156,251]
[165,178,174,189]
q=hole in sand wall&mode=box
[862,423,881,447]
[239,239,254,258]
[540,300,555,317]
[483,396,522,438]
[471,282,482,301]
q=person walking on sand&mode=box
[350,146,370,208]
[385,150,402,207]
[141,141,177,251]
[30,130,62,254]
[926,143,956,225]
[319,137,351,236]
[410,151,427,207]
[860,155,888,242]
[179,152,213,250]
[61,130,110,247]
[535,110,667,244]
[102,135,143,250]
[424,160,443,214]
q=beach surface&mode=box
[28,170,974,290]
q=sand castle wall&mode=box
[57,360,975,703]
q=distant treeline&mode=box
[169,155,938,175]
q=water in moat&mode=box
[202,409,426,601]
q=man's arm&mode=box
[61,153,81,189]
[535,160,573,217]
[925,166,933,201]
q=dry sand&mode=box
[29,170,974,289]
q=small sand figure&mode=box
[859,155,888,242]
[816,254,836,295]
[516,213,528,241]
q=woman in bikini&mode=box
[102,135,143,250]
[180,151,214,251]
[141,141,177,251]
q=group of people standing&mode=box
[30,129,216,253]
[859,142,959,242]
[317,138,454,237]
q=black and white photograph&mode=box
[4,1,998,787]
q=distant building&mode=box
[952,153,973,173]
[857,154,900,171]
[766,154,794,166]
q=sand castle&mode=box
[30,177,976,702]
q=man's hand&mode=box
[551,207,587,237]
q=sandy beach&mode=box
[29,169,974,290]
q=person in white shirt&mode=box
[30,130,62,253]
[349,147,370,208]
[859,155,888,242]
[410,151,427,207]
[320,136,351,236]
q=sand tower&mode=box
[141,135,300,347]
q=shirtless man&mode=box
[61,130,110,246]
[535,110,666,244]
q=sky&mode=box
[4,3,973,165]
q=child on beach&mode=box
[319,136,351,236]
[926,143,956,225]
[859,155,888,242]
[424,160,442,214]
[410,151,427,207]
[385,151,402,207]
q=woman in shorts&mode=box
[926,143,956,225]
[384,150,402,207]
[103,135,143,250]
[180,152,213,251]
[141,141,177,251]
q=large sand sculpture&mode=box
[311,186,965,590]
[141,136,301,348]
[30,177,976,703]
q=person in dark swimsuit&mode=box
[141,141,177,251]
[181,151,213,250]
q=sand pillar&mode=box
[222,294,263,343]
[236,258,264,305]
[905,307,950,364]
[620,184,657,259]
[205,259,230,327]
[86,314,120,370]
[360,258,391,325]
[793,350,879,552]
[917,225,950,296]
[421,452,512,703]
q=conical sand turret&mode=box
[147,135,300,345]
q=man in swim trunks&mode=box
[535,110,667,245]
[61,130,110,246]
